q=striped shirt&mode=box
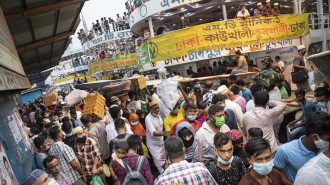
[49,142,81,184]
[155,160,217,185]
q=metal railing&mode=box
[309,13,330,30]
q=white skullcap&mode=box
[274,3,279,5]
[257,2,262,6]
[153,84,158,89]
[217,85,230,96]
[72,126,83,135]
[298,45,306,50]
[266,0,270,2]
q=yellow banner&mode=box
[54,76,97,85]
[88,54,138,74]
[148,14,309,62]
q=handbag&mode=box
[291,69,309,83]
[90,175,104,185]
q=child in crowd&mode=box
[248,127,263,139]
[197,101,207,124]
[109,142,129,182]
[109,119,132,154]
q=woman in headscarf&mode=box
[128,113,146,137]
[175,122,216,163]
[136,109,146,130]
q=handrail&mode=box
[309,12,330,30]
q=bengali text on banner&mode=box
[88,53,138,74]
[148,14,309,62]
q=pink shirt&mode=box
[243,101,286,153]
[233,95,246,113]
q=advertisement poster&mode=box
[12,109,32,154]
[137,41,151,65]
[0,143,19,185]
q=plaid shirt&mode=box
[112,153,153,185]
[48,142,81,184]
[74,137,103,176]
[155,160,217,185]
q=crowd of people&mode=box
[20,60,330,185]
[78,13,130,45]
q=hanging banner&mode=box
[88,54,138,74]
[148,14,309,62]
[137,41,151,65]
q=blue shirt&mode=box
[242,88,252,101]
[246,100,255,112]
[300,99,316,121]
[35,152,47,170]
[274,136,320,182]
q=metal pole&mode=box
[148,17,155,38]
[222,3,227,20]
[294,0,299,14]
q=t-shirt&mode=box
[238,168,283,185]
[35,153,47,170]
[127,100,145,113]
[294,152,330,185]
[292,56,305,72]
[238,55,248,72]
[207,157,247,185]
[277,61,284,68]
[242,88,252,101]
[300,99,316,121]
[273,136,320,182]
[164,108,185,135]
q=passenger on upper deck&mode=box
[237,5,250,19]
[272,3,281,16]
[254,2,267,17]
[143,29,151,41]
[180,13,190,29]
[263,0,272,16]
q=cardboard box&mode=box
[130,76,146,90]
[43,93,59,107]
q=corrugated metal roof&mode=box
[0,0,86,82]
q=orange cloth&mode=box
[129,113,146,137]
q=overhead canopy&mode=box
[0,0,86,80]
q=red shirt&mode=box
[199,71,210,77]
[171,118,202,136]
[99,53,105,59]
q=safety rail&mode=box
[309,12,330,30]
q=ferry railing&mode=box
[309,12,330,30]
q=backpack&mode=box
[122,156,148,185]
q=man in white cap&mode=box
[254,2,264,17]
[272,3,281,16]
[292,45,311,92]
[237,5,251,19]
[263,0,272,16]
[216,85,245,140]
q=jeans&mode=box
[287,120,306,142]
[231,69,246,74]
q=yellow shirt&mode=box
[164,108,185,135]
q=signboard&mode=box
[82,30,133,50]
[88,54,138,74]
[26,70,41,80]
[75,65,88,72]
[129,0,202,27]
[137,41,151,65]
[147,14,309,63]
[0,66,31,91]
[142,38,300,71]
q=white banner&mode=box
[82,30,133,50]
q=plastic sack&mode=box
[280,86,289,99]
[64,90,88,106]
[157,78,180,110]
[308,71,316,91]
[103,164,111,177]
[90,175,104,185]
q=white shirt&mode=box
[127,100,145,113]
[225,99,244,138]
[294,152,330,185]
[196,121,230,147]
[116,17,123,23]
[277,61,285,68]
[106,117,133,143]
[237,10,250,18]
